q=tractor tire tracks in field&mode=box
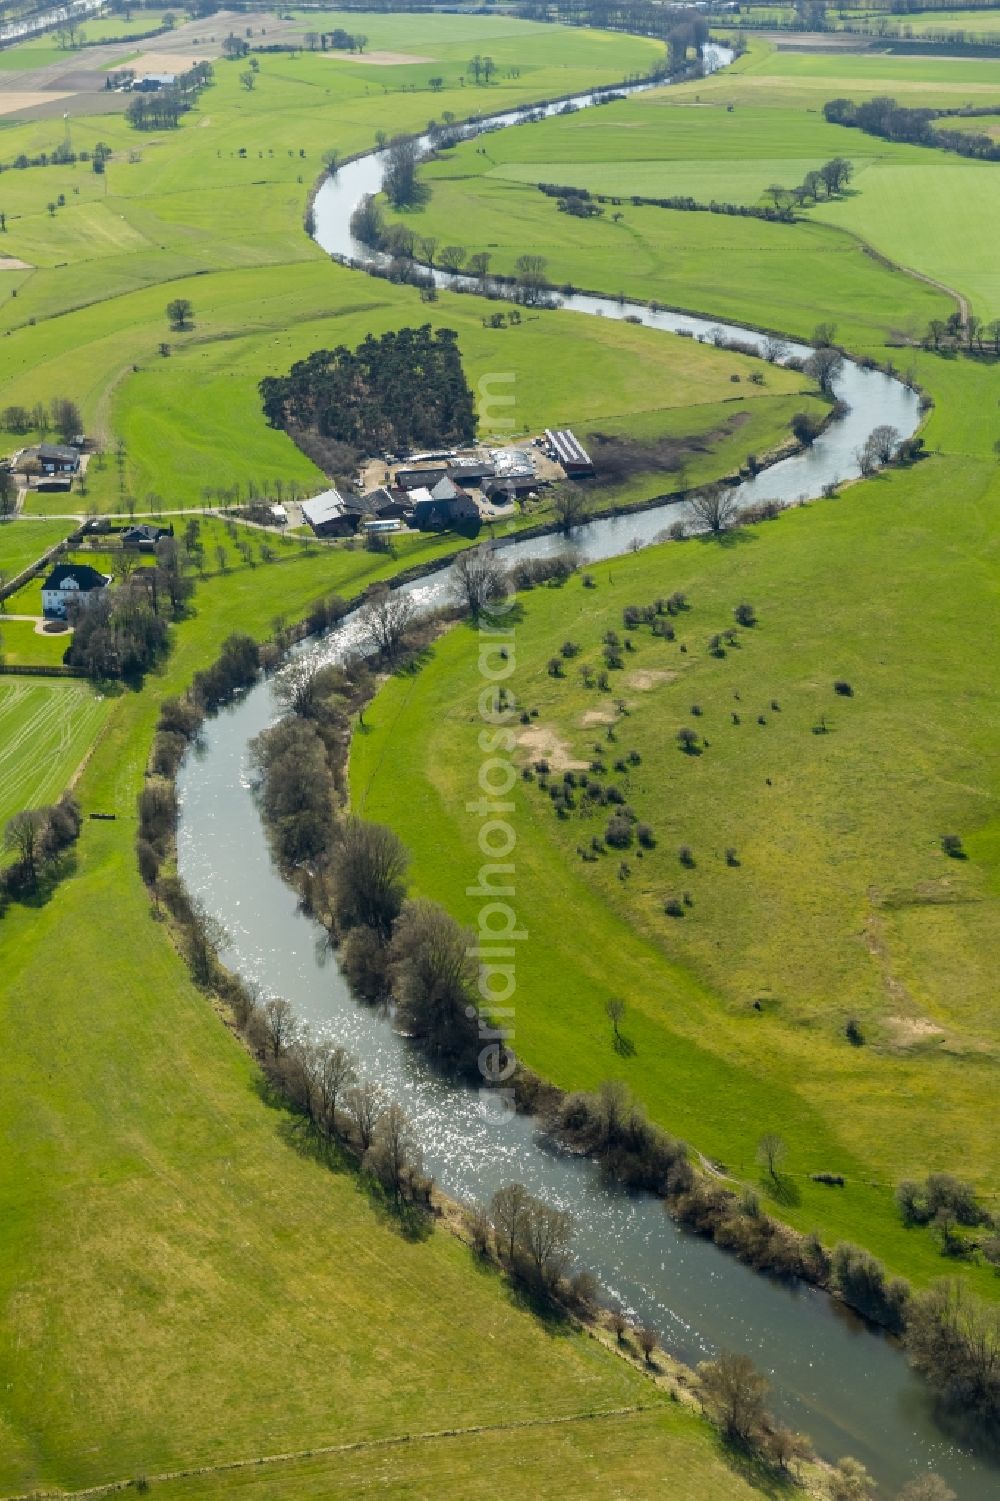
[2,1405,652,1501]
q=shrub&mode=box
[678,845,695,868]
[845,1016,865,1046]
[833,679,853,697]
[605,815,633,849]
[676,727,699,755]
[733,601,756,627]
[725,847,739,867]
[636,823,655,849]
[664,898,684,918]
[831,1242,910,1332]
[940,833,965,859]
[560,639,580,658]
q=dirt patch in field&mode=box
[580,706,615,726]
[627,668,676,691]
[130,50,216,73]
[517,725,588,771]
[328,50,431,65]
[885,1015,945,1049]
[0,91,73,117]
[0,257,32,271]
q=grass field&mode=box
[0,511,780,1498]
[0,676,108,827]
[0,519,71,577]
[351,436,1000,1296]
[0,16,996,1494]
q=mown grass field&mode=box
[0,676,108,827]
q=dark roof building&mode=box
[122,523,172,550]
[447,460,496,487]
[394,466,448,492]
[364,487,413,520]
[412,478,480,530]
[41,562,111,617]
[545,428,595,478]
[482,473,538,502]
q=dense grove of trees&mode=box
[825,95,1000,161]
[260,325,476,457]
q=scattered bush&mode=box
[833,679,853,697]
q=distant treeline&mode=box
[537,180,800,223]
[824,95,1000,162]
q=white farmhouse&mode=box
[41,562,111,619]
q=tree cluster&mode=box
[1,796,81,903]
[485,1182,576,1293]
[825,95,1000,162]
[260,325,476,457]
[2,395,81,443]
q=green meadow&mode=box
[0,676,108,827]
[0,19,811,1496]
[352,426,1000,1297]
[0,15,996,1493]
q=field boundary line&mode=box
[2,1404,652,1500]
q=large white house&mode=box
[41,562,111,619]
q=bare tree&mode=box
[262,996,296,1056]
[804,345,844,396]
[869,424,900,465]
[4,808,47,885]
[828,1457,876,1501]
[358,583,414,661]
[451,544,509,617]
[636,1325,659,1363]
[688,485,739,536]
[761,333,789,363]
[896,1476,956,1501]
[757,1132,787,1183]
[330,816,409,937]
[365,1101,422,1198]
[698,1350,770,1445]
[551,483,588,533]
[389,898,478,1064]
[490,1181,531,1264]
[519,1196,575,1288]
[346,1079,384,1151]
[605,997,626,1049]
[302,1041,357,1135]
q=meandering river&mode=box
[178,44,996,1498]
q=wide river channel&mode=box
[178,43,996,1498]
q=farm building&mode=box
[122,523,172,551]
[411,477,480,530]
[301,488,367,538]
[482,473,537,503]
[41,563,111,619]
[363,487,413,522]
[545,428,595,478]
[134,73,176,92]
[447,460,496,488]
[18,443,80,476]
[489,446,536,481]
[394,466,449,492]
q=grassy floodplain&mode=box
[352,40,1000,1295]
[383,36,1000,330]
[0,16,821,1498]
